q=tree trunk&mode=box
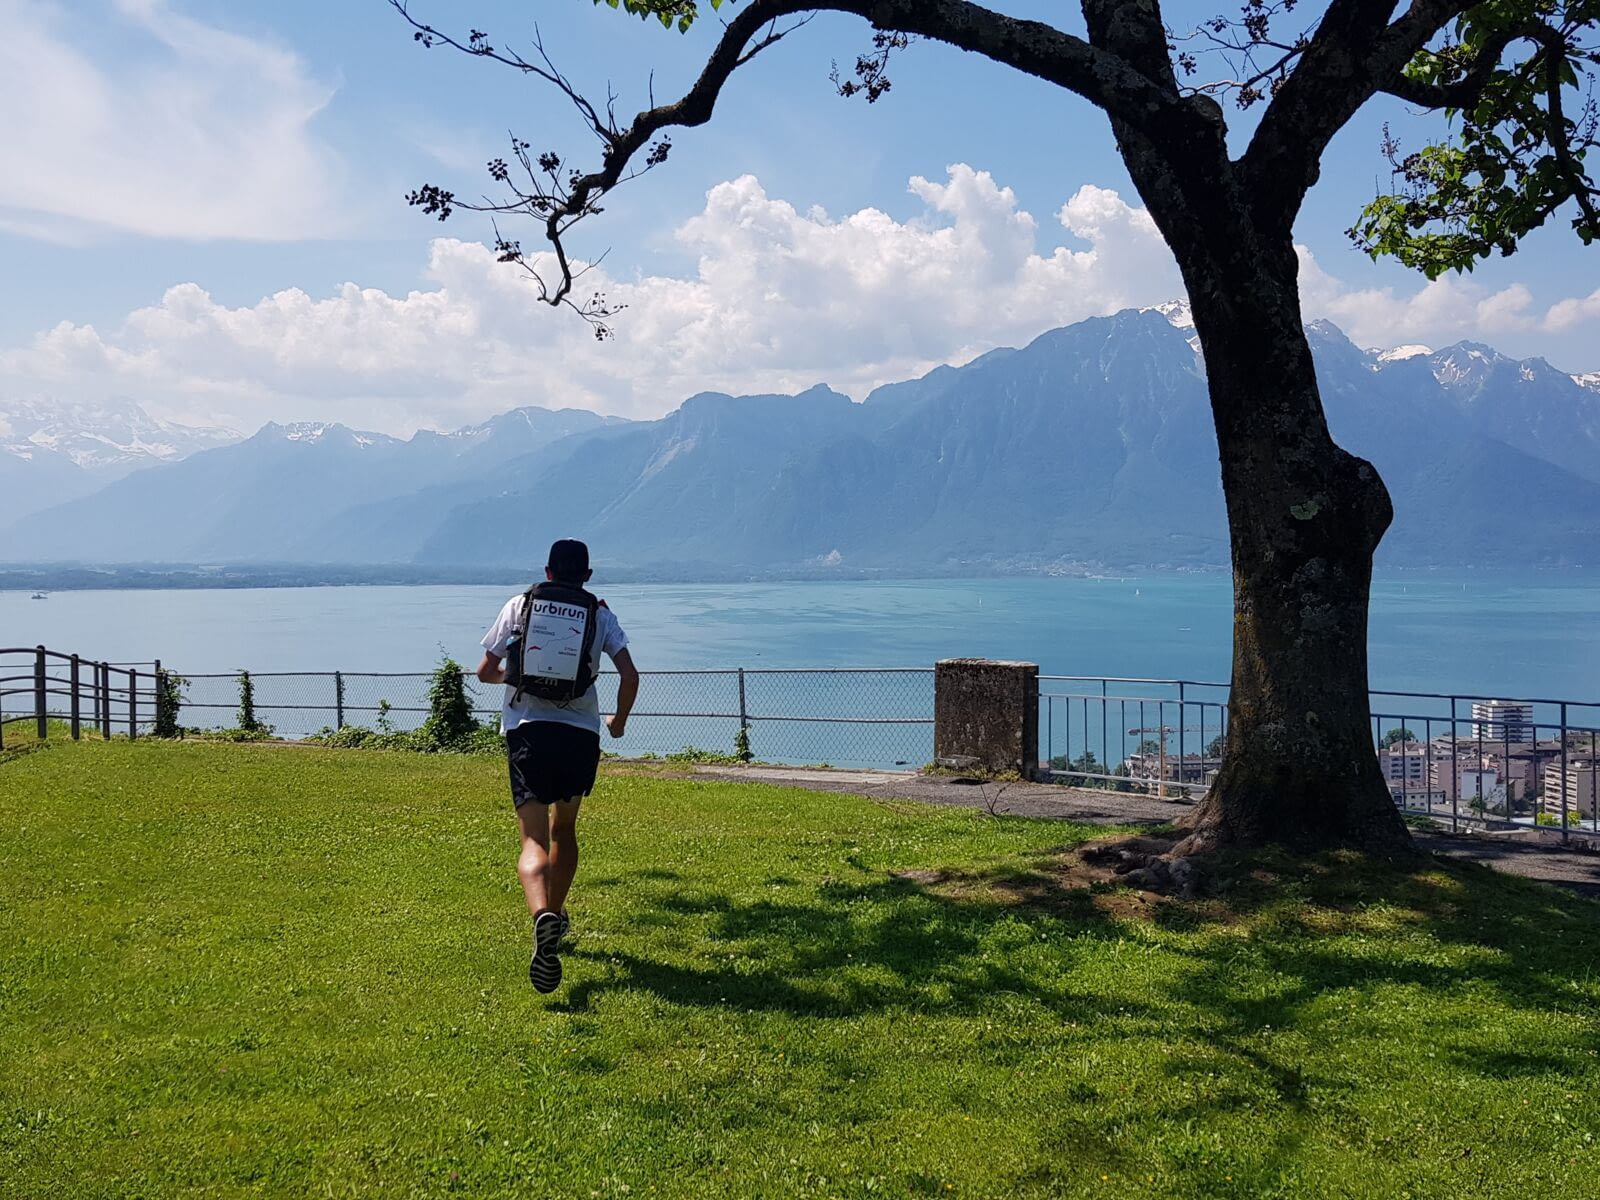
[1100,93,1412,858]
[1098,94,1413,857]
[1172,275,1413,857]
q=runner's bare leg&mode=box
[547,798,582,915]
[516,803,552,916]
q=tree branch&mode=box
[1380,20,1533,108]
[1240,1,1471,229]
[398,0,1208,326]
[1541,27,1600,233]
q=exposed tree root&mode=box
[1077,833,1205,899]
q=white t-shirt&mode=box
[481,592,628,735]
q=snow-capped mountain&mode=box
[6,311,1600,570]
[1142,299,1194,329]
[0,396,242,521]
[0,396,240,474]
[266,421,399,449]
[1375,343,1433,363]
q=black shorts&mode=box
[506,721,601,808]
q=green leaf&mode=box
[1355,3,1599,276]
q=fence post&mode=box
[1046,695,1053,766]
[335,671,345,729]
[933,659,1039,777]
[35,645,47,740]
[1177,682,1187,786]
[129,668,138,740]
[98,662,109,739]
[736,668,748,761]
[1560,701,1570,843]
[70,654,81,740]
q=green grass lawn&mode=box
[3,737,1598,1199]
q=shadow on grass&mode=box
[561,862,1160,1025]
[560,847,1600,1071]
[555,847,1600,1187]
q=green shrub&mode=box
[419,656,481,751]
[1536,809,1589,828]
[303,717,501,757]
[665,746,746,766]
[236,671,271,737]
[153,670,187,739]
[193,726,276,744]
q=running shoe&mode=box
[557,910,572,944]
[529,911,564,993]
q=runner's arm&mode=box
[606,648,639,738]
[476,652,505,684]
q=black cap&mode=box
[547,538,590,581]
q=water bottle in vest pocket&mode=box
[514,582,601,703]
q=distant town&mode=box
[1068,698,1597,832]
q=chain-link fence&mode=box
[172,666,934,769]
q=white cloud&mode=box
[0,166,1184,433]
[7,162,1593,441]
[0,0,350,241]
[1546,287,1600,332]
[1295,246,1599,361]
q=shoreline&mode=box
[1,560,1581,593]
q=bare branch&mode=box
[392,3,611,137]
[1166,1,1318,106]
[397,0,1206,333]
[1240,1,1472,228]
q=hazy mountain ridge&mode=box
[1,396,241,471]
[0,396,243,520]
[4,312,1599,571]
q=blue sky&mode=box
[1,0,1596,435]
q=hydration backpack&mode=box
[504,581,601,704]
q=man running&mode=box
[476,538,639,992]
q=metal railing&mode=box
[12,642,1598,844]
[160,665,935,770]
[1040,675,1600,842]
[0,646,161,748]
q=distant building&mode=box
[1472,700,1534,743]
[1430,760,1508,810]
[1378,743,1428,788]
[1541,761,1600,820]
[1122,752,1221,788]
[1390,787,1449,808]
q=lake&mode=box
[6,572,1600,694]
[6,572,1600,765]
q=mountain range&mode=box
[3,307,1598,573]
[1,396,243,520]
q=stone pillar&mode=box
[934,659,1039,778]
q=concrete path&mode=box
[691,764,1600,899]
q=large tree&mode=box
[394,0,1598,856]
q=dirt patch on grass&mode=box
[899,838,1600,938]
[892,833,1195,922]
[888,835,1445,929]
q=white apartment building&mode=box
[1472,700,1535,743]
[1429,760,1509,809]
[1379,743,1428,787]
[1541,761,1600,819]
